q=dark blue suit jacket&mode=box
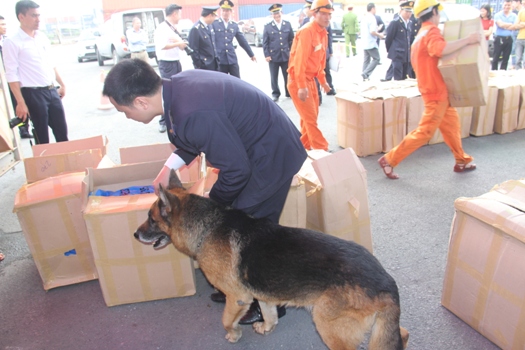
[163,70,306,210]
[212,19,254,65]
[385,16,411,62]
[263,20,294,62]
[188,21,218,69]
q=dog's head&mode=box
[134,170,185,250]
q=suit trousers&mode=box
[385,100,473,167]
[288,78,329,151]
[219,63,240,78]
[21,87,68,144]
[241,176,294,224]
[362,48,380,79]
[158,60,182,126]
[269,61,289,98]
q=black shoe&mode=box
[380,79,389,82]
[285,94,290,98]
[326,90,336,96]
[210,290,226,303]
[238,301,286,325]
[19,127,34,139]
[272,96,279,102]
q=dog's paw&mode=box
[253,321,276,335]
[225,329,242,343]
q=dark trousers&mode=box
[158,60,182,126]
[269,61,290,98]
[324,58,334,90]
[241,176,294,224]
[21,87,67,144]
[219,63,240,78]
[199,59,219,72]
[492,35,513,70]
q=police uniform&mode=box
[212,0,255,78]
[384,1,414,80]
[188,6,220,71]
[263,4,295,101]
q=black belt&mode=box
[22,85,55,90]
[131,50,146,53]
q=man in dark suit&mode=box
[384,1,414,80]
[103,59,306,325]
[188,6,220,71]
[212,0,256,78]
[263,4,294,102]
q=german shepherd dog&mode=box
[134,172,409,350]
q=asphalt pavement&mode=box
[1,41,523,350]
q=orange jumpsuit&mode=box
[287,20,329,151]
[384,22,473,167]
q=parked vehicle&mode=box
[240,17,269,47]
[76,29,97,63]
[94,8,165,66]
[178,18,193,40]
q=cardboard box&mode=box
[428,107,473,145]
[518,82,525,130]
[279,175,307,228]
[493,84,520,134]
[442,180,525,350]
[24,135,107,183]
[13,172,98,290]
[471,86,498,136]
[297,149,373,253]
[119,143,201,183]
[389,87,423,135]
[82,161,196,307]
[336,92,383,157]
[382,95,407,153]
[438,18,490,107]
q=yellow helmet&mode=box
[311,0,334,13]
[413,0,443,18]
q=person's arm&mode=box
[3,40,30,121]
[385,19,396,51]
[8,82,29,121]
[153,153,187,195]
[263,24,271,61]
[235,25,256,61]
[187,26,201,67]
[291,31,311,101]
[54,68,66,98]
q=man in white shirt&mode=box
[0,14,33,139]
[154,3,187,133]
[361,3,384,81]
[3,0,68,144]
[126,17,149,62]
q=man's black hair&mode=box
[15,1,39,19]
[367,3,375,12]
[165,4,181,17]
[419,5,439,23]
[103,59,162,106]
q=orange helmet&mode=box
[311,0,334,13]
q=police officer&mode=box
[188,6,220,71]
[212,0,256,78]
[384,1,414,81]
[263,4,294,102]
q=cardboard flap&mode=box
[13,172,85,211]
[32,135,106,157]
[311,148,367,188]
[119,143,175,164]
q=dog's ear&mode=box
[167,169,184,190]
[158,183,180,221]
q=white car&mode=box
[76,29,98,63]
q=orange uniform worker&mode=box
[287,0,333,151]
[378,0,481,179]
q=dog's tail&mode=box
[368,297,409,350]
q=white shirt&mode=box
[154,21,181,61]
[3,28,56,87]
[273,20,282,31]
[126,28,148,52]
[362,12,379,50]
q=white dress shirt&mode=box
[154,21,181,61]
[3,27,56,87]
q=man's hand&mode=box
[15,102,29,122]
[321,83,331,93]
[251,56,257,62]
[467,32,482,45]
[265,56,272,62]
[153,165,172,196]
[298,88,308,101]
[57,86,65,98]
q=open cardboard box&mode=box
[24,135,107,183]
[82,160,196,307]
[442,180,525,349]
[297,149,373,253]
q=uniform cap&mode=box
[202,5,220,17]
[400,1,414,11]
[305,0,313,8]
[219,0,234,9]
[268,4,283,12]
